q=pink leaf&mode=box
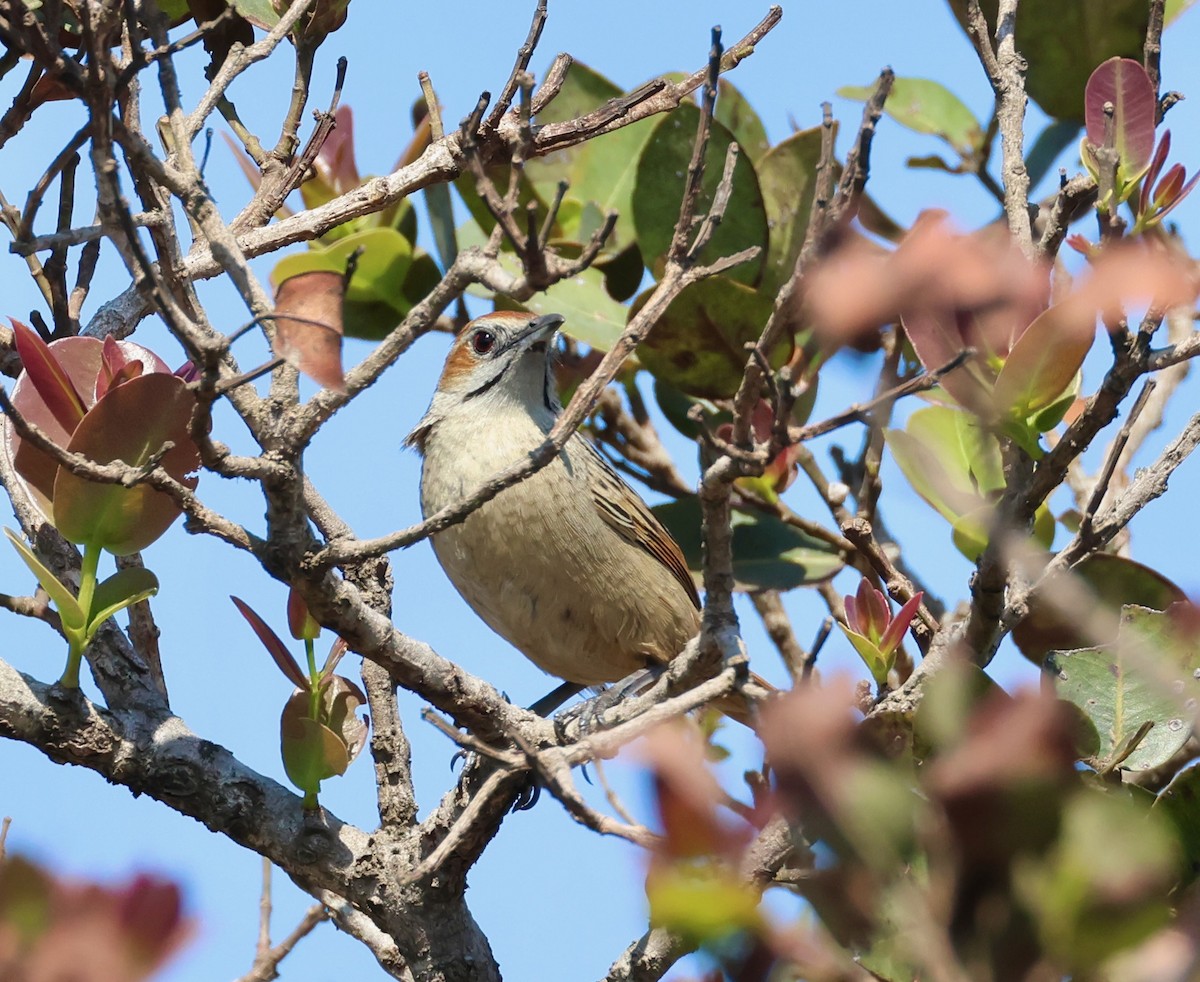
[1084,57,1156,173]
[879,592,924,657]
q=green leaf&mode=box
[839,77,983,155]
[756,125,825,295]
[952,409,1004,493]
[652,379,728,440]
[714,79,771,165]
[454,164,549,247]
[885,406,986,522]
[526,61,624,204]
[495,266,627,351]
[993,302,1094,419]
[946,0,1150,121]
[52,374,199,556]
[400,250,442,312]
[86,567,158,635]
[839,624,891,685]
[1047,607,1194,772]
[280,691,349,796]
[1030,381,1079,433]
[652,496,842,591]
[526,62,647,249]
[1167,0,1198,21]
[4,528,84,632]
[635,276,786,398]
[423,182,457,269]
[232,0,280,29]
[951,507,990,562]
[912,661,1002,759]
[631,103,768,285]
[271,227,414,340]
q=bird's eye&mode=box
[471,330,496,355]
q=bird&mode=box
[405,310,714,710]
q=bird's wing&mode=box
[580,438,702,610]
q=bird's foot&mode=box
[554,667,663,736]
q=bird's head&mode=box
[405,311,565,451]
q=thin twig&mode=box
[795,349,974,442]
[484,0,548,132]
[1078,379,1156,538]
[751,591,808,681]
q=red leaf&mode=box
[11,318,87,433]
[287,585,321,641]
[312,105,360,194]
[879,592,924,657]
[1155,170,1200,222]
[95,336,144,401]
[6,335,176,521]
[640,722,750,861]
[231,596,309,690]
[1140,131,1171,213]
[1084,57,1156,173]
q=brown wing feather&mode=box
[581,439,702,610]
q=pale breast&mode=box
[420,418,700,686]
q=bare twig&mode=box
[1145,0,1166,122]
[1037,172,1098,258]
[1053,409,1200,573]
[1078,379,1157,539]
[751,590,809,681]
[418,71,444,141]
[965,0,1034,257]
[484,0,548,131]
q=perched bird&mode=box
[405,311,705,696]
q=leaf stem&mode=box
[59,540,101,687]
[305,637,320,720]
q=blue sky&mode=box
[2,2,1199,979]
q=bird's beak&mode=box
[510,312,564,353]
[528,313,565,341]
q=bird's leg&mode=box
[527,679,586,717]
